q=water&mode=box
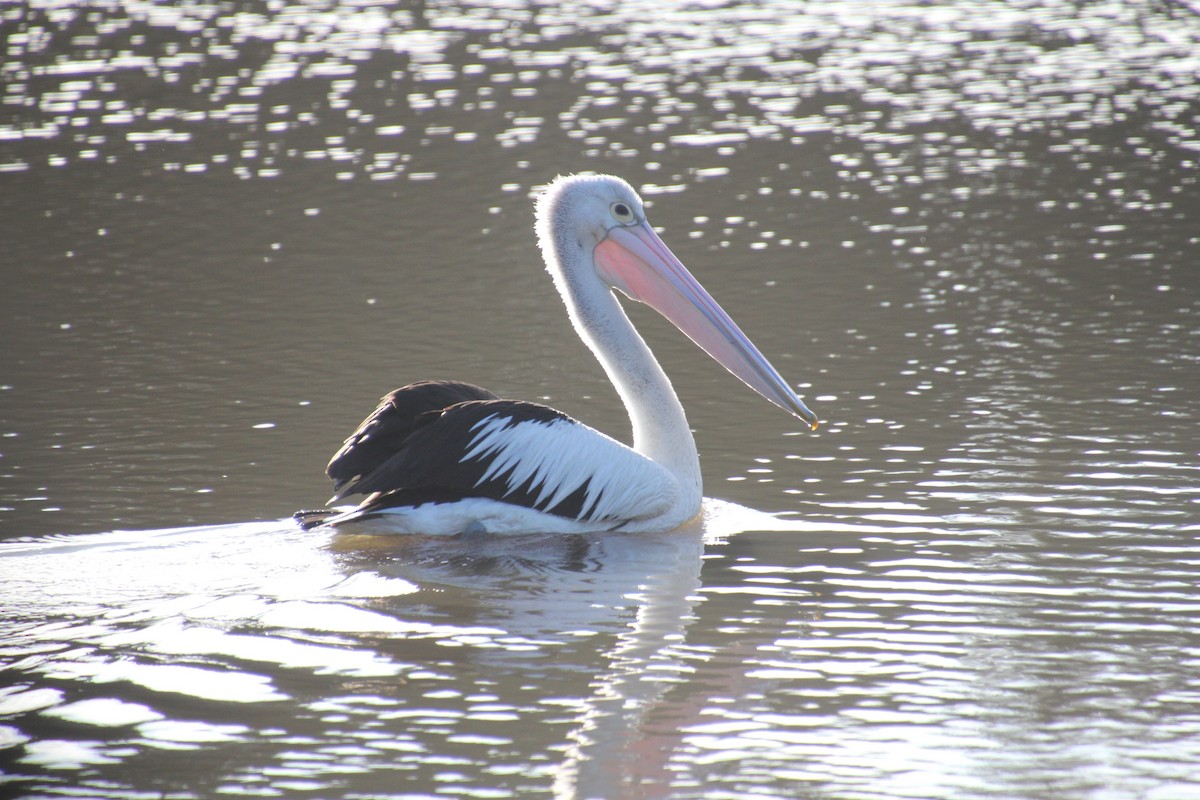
[2,0,1199,797]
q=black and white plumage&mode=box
[325,380,501,502]
[299,174,818,535]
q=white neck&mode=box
[559,265,703,501]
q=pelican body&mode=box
[300,174,817,535]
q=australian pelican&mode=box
[297,174,817,535]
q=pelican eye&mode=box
[610,202,635,224]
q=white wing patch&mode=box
[462,414,673,523]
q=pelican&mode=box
[298,174,817,535]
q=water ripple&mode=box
[4,0,1198,179]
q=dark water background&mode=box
[2,1,1198,798]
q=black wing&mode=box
[334,398,609,522]
[326,380,500,500]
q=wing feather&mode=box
[339,399,674,524]
[326,380,499,500]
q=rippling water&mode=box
[2,0,1198,797]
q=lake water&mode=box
[2,1,1198,797]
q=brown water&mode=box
[2,1,1199,798]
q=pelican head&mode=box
[535,174,818,429]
